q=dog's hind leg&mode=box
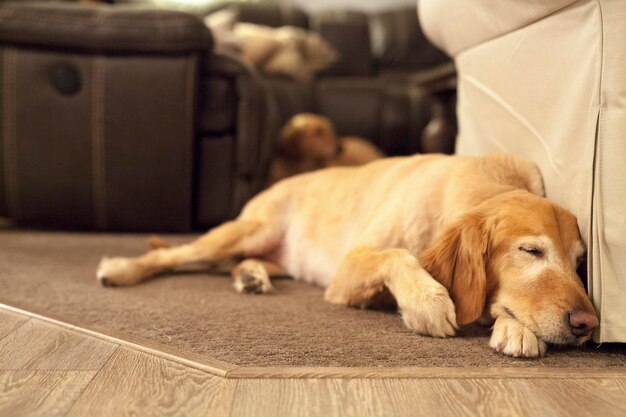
[147,235,171,250]
[231,259,287,294]
[97,220,281,287]
[324,247,457,338]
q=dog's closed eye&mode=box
[519,246,544,258]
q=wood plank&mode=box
[0,309,29,340]
[0,319,117,371]
[66,347,237,417]
[384,379,541,417]
[0,302,236,377]
[0,370,96,417]
[225,365,626,379]
[528,378,626,417]
[384,378,626,417]
[231,378,394,417]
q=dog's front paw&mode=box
[400,283,457,338]
[489,316,547,358]
[97,257,145,287]
[233,260,273,294]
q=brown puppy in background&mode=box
[268,113,384,185]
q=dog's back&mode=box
[243,153,543,286]
[328,137,384,167]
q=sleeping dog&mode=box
[97,153,598,358]
[268,113,383,185]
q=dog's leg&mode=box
[489,315,547,358]
[231,259,286,294]
[325,247,457,338]
[147,235,171,250]
[97,220,280,287]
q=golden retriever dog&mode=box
[97,153,598,358]
[204,10,338,81]
[268,113,384,185]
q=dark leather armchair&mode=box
[0,1,455,232]
[0,1,279,232]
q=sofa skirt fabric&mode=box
[420,0,626,342]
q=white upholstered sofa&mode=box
[419,0,626,342]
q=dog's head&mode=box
[278,113,340,162]
[421,190,598,346]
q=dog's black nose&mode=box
[568,310,598,337]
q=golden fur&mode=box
[204,10,338,81]
[268,113,383,185]
[98,153,598,358]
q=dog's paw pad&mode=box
[233,261,273,294]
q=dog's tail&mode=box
[147,235,171,250]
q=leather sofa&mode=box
[419,0,626,343]
[0,1,277,232]
[0,0,453,232]
[203,1,454,155]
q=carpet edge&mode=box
[1,301,625,380]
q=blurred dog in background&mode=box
[205,10,337,81]
[268,113,384,185]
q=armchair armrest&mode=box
[0,1,212,54]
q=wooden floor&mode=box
[1,308,625,417]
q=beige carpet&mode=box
[1,227,625,368]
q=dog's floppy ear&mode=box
[278,121,303,160]
[420,212,491,325]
